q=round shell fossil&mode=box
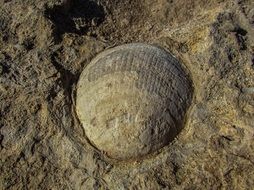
[76,43,193,160]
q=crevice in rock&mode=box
[232,26,248,50]
[48,52,82,144]
[45,0,105,42]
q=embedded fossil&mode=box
[76,43,193,160]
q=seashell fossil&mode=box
[76,43,193,160]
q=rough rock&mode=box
[0,0,254,189]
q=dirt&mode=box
[0,0,254,189]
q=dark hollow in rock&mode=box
[76,43,193,160]
[45,0,105,38]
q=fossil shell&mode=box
[76,43,193,160]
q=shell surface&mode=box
[76,43,193,160]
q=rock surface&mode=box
[0,0,254,189]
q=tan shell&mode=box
[76,43,193,160]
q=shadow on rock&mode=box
[45,0,105,41]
